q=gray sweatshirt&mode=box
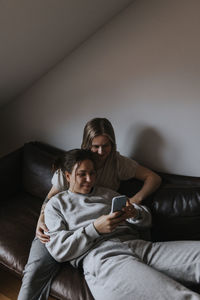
[44,186,151,267]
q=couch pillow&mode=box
[22,142,59,199]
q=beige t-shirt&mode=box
[51,152,138,192]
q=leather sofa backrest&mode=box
[22,142,65,199]
[150,185,200,241]
[0,148,23,198]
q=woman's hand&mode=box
[94,212,126,234]
[122,199,137,219]
[36,213,50,243]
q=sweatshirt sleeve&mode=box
[127,204,152,228]
[44,202,100,262]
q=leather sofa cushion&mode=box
[51,264,93,300]
[0,192,42,274]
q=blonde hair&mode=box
[81,118,116,151]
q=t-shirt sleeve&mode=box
[51,169,67,191]
[116,152,138,181]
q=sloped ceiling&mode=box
[0,0,134,108]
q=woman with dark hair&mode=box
[18,118,161,300]
[44,149,200,300]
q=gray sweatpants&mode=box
[18,237,60,300]
[83,239,200,300]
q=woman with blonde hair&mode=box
[18,117,161,300]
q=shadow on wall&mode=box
[128,125,168,173]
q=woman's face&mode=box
[90,135,112,163]
[65,159,96,194]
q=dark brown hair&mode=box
[60,149,96,174]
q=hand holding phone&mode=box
[111,195,127,213]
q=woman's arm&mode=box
[130,165,161,204]
[36,185,60,243]
[45,201,127,262]
[45,203,100,262]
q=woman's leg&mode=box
[83,239,200,300]
[129,239,200,287]
[18,237,60,300]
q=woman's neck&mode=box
[68,187,94,195]
[95,152,112,169]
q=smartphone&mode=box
[111,195,127,213]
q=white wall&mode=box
[1,0,200,176]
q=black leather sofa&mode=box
[1,141,200,299]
